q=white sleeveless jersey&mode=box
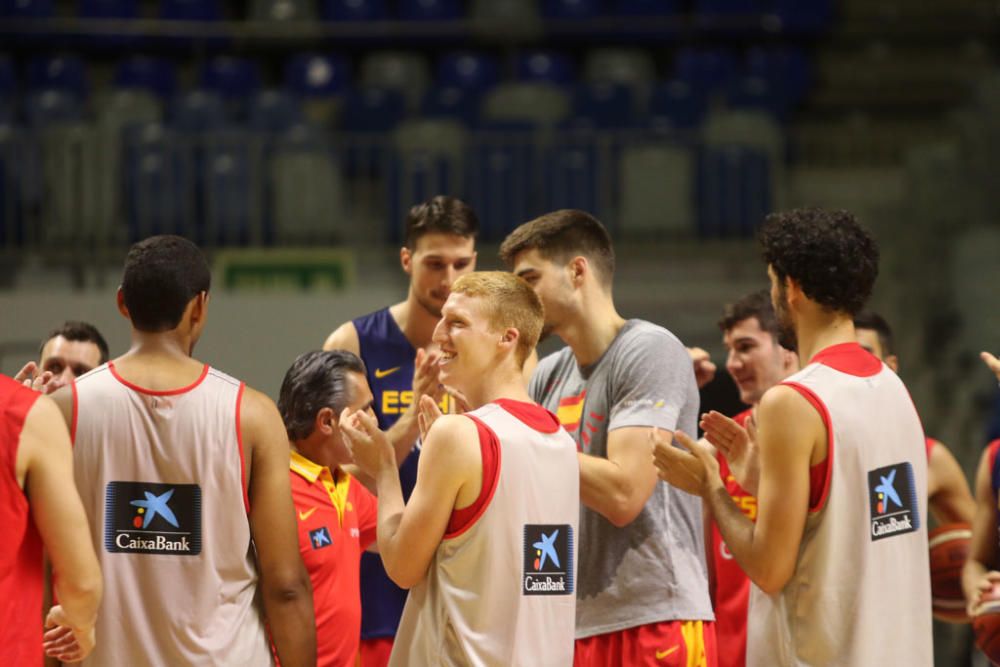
[72,363,272,667]
[747,345,932,666]
[390,400,579,667]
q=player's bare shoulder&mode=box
[323,321,360,354]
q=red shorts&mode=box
[574,620,717,667]
[357,637,393,667]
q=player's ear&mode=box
[568,256,587,286]
[885,354,899,373]
[499,327,519,352]
[400,246,413,274]
[315,406,337,436]
[116,287,130,319]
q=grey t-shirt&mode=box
[529,319,713,638]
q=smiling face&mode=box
[432,292,505,397]
[724,317,792,406]
[39,336,103,386]
[402,233,476,318]
[511,248,576,341]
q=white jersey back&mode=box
[747,344,932,666]
[72,363,271,667]
[390,400,579,667]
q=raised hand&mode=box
[43,605,95,663]
[14,361,63,395]
[982,351,1000,382]
[688,347,717,389]
[968,571,1000,617]
[650,428,719,497]
[412,347,443,403]
[701,410,760,494]
[417,395,444,443]
[340,408,395,478]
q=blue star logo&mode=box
[533,529,560,570]
[130,489,179,529]
[875,469,902,511]
[309,527,332,550]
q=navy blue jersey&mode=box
[352,307,452,640]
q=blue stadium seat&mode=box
[573,82,635,128]
[203,134,258,245]
[697,144,771,238]
[0,0,53,17]
[24,89,83,127]
[321,0,387,21]
[26,55,87,97]
[767,0,832,33]
[614,0,679,15]
[200,57,261,105]
[79,0,137,18]
[695,0,758,17]
[421,86,478,125]
[517,51,574,85]
[161,0,222,21]
[0,58,15,98]
[285,53,351,97]
[437,52,499,94]
[648,80,707,130]
[169,90,227,133]
[541,0,600,19]
[247,90,303,133]
[725,76,784,118]
[746,46,810,107]
[545,139,599,213]
[674,48,739,92]
[399,0,461,21]
[465,125,537,240]
[123,122,192,240]
[340,87,405,132]
[114,57,177,99]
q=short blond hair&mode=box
[451,271,543,366]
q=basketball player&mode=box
[709,290,797,667]
[277,350,379,667]
[50,235,315,666]
[14,321,109,394]
[340,272,579,666]
[1,375,102,665]
[322,195,477,666]
[854,311,975,525]
[654,208,932,665]
[962,352,1000,615]
[500,210,716,666]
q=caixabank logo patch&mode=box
[523,524,573,595]
[105,481,202,555]
[868,462,920,541]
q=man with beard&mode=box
[322,195,477,666]
[654,208,932,666]
[500,210,716,666]
[339,272,579,666]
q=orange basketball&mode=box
[929,523,972,623]
[975,599,1000,664]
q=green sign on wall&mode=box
[215,248,355,291]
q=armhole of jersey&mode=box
[989,440,1000,498]
[781,381,834,514]
[235,382,250,515]
[443,414,502,540]
[70,379,78,446]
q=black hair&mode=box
[40,321,110,363]
[404,195,479,249]
[760,208,879,316]
[499,209,616,286]
[718,290,795,351]
[277,350,368,441]
[853,310,895,357]
[120,235,211,332]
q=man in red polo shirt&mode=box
[277,350,379,667]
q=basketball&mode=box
[975,597,1000,665]
[929,523,972,623]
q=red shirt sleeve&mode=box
[352,479,379,550]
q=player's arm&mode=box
[322,321,361,355]
[341,411,477,589]
[242,388,316,667]
[702,386,816,594]
[927,440,975,525]
[963,446,1000,614]
[579,427,661,527]
[17,395,102,663]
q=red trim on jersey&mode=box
[926,437,937,462]
[781,381,834,513]
[443,414,501,539]
[494,398,561,433]
[235,382,249,514]
[108,361,210,396]
[70,378,78,445]
[732,408,752,427]
[809,342,881,377]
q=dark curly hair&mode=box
[760,208,879,316]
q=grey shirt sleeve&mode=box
[607,330,698,433]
